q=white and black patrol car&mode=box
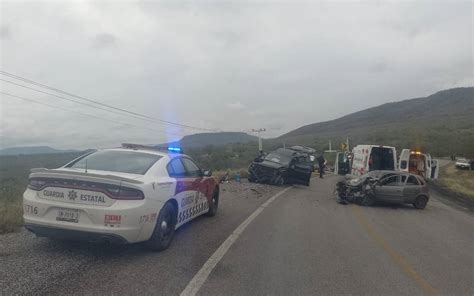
[23,144,219,251]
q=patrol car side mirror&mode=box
[203,170,212,177]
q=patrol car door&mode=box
[181,157,209,217]
[288,157,312,186]
[375,175,404,203]
[167,158,197,224]
[399,149,410,172]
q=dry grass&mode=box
[437,163,474,198]
[0,198,23,234]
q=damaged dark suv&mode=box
[248,148,313,186]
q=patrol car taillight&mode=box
[28,178,47,190]
[106,186,144,200]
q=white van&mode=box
[399,149,439,180]
[351,145,397,176]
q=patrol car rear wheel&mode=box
[206,189,219,217]
[146,202,176,251]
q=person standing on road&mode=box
[317,154,326,178]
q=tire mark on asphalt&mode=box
[352,206,440,296]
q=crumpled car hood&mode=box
[252,160,286,169]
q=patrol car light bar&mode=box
[167,147,181,153]
[121,143,183,154]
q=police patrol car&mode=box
[23,144,219,251]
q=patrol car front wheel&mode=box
[146,202,176,252]
[206,189,219,217]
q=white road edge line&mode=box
[180,186,292,296]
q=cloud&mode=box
[92,33,118,49]
[0,1,472,148]
[368,61,389,73]
[226,101,245,110]
[0,25,11,39]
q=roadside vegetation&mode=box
[435,163,474,198]
[0,141,471,233]
[0,152,84,233]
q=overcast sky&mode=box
[0,0,472,149]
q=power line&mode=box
[0,78,182,128]
[0,91,182,137]
[0,70,219,132]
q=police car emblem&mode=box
[68,190,78,201]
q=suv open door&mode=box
[288,160,313,186]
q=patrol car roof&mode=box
[104,147,169,157]
[119,143,184,156]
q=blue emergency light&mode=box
[168,147,182,153]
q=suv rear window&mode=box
[67,150,162,175]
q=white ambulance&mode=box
[350,145,397,176]
[399,149,439,180]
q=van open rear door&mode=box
[431,159,439,179]
[425,154,432,180]
[399,149,411,172]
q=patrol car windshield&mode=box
[264,153,292,165]
[67,151,162,175]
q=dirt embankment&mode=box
[430,162,474,212]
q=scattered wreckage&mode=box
[335,170,430,209]
[248,148,314,186]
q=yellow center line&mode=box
[352,206,440,296]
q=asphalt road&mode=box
[1,176,473,295]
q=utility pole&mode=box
[252,128,266,152]
[325,140,337,153]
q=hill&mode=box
[0,146,78,156]
[159,132,258,149]
[276,87,474,157]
